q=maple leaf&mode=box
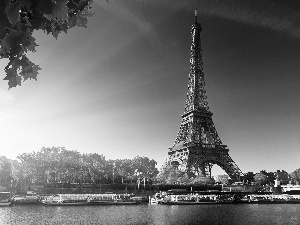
[52,0,69,21]
[0,38,10,57]
[49,21,62,39]
[25,35,38,52]
[4,66,18,80]
[5,0,21,26]
[60,23,68,34]
[1,0,97,88]
[20,65,40,81]
[3,55,41,87]
[3,60,22,89]
[30,17,48,31]
[77,0,93,11]
[8,76,22,89]
[72,6,94,28]
[17,55,31,69]
[75,12,88,28]
[68,15,78,28]
[4,28,30,57]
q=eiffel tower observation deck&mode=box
[168,10,243,181]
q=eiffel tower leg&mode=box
[200,163,213,178]
[208,163,213,178]
[198,164,206,177]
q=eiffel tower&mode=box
[168,11,243,181]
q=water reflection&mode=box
[0,204,300,224]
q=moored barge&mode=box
[41,193,140,206]
[0,192,12,206]
[150,190,300,205]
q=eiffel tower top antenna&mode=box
[195,9,197,22]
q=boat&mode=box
[11,195,41,205]
[42,201,91,206]
[41,194,90,206]
[247,194,300,204]
[0,201,11,206]
[160,197,233,205]
[41,193,139,206]
[0,192,12,207]
[88,193,139,205]
[157,189,233,205]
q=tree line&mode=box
[0,147,159,191]
[1,148,300,190]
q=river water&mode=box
[1,204,300,225]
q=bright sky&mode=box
[0,0,299,176]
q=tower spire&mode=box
[184,9,208,115]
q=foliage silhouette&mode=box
[0,0,96,89]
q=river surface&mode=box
[1,204,300,225]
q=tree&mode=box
[253,172,268,186]
[0,0,95,89]
[290,168,300,184]
[4,147,159,189]
[276,170,289,185]
[242,172,254,184]
[157,162,190,185]
[190,175,215,185]
[131,156,159,184]
[17,152,38,185]
[114,159,133,184]
[0,156,12,186]
[215,174,229,184]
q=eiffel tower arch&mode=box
[168,11,243,181]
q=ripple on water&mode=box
[1,204,300,225]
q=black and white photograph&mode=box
[0,0,300,224]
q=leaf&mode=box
[30,17,48,30]
[74,7,93,28]
[8,76,22,89]
[68,15,77,28]
[52,0,69,21]
[60,23,68,34]
[77,0,91,11]
[3,55,41,88]
[5,0,21,26]
[50,22,61,39]
[75,12,88,28]
[4,66,18,81]
[20,65,40,81]
[3,60,21,89]
[4,28,27,57]
[18,55,30,69]
[0,38,11,56]
[25,34,38,52]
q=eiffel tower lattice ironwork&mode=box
[168,10,243,181]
